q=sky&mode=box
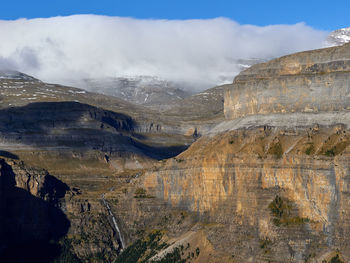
[0,1,344,91]
[0,0,349,31]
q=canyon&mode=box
[141,43,350,262]
[1,42,350,263]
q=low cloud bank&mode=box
[0,15,328,90]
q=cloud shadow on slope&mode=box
[0,101,188,160]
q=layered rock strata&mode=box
[224,43,350,122]
[140,43,350,262]
[144,126,350,262]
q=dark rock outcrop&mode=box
[0,101,186,160]
[0,158,70,263]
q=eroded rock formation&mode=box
[140,43,350,262]
[224,43,350,120]
[0,158,70,262]
[3,39,350,263]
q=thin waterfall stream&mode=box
[101,194,125,251]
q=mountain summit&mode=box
[326,26,350,46]
[0,70,38,81]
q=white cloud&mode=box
[0,15,328,90]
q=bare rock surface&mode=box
[3,38,350,262]
[224,43,350,121]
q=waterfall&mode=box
[101,194,125,250]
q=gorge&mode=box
[1,42,350,263]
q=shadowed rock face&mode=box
[0,158,70,263]
[0,101,187,160]
[224,43,350,120]
[0,101,134,134]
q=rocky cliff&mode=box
[0,73,221,262]
[143,126,350,262]
[0,158,71,262]
[3,40,350,263]
[224,43,350,121]
[139,43,350,262]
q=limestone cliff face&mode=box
[4,35,350,263]
[140,43,350,262]
[224,43,350,119]
[143,127,350,262]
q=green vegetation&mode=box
[305,143,314,155]
[177,211,187,225]
[64,212,121,263]
[268,141,283,159]
[259,238,273,254]
[150,247,186,263]
[115,230,199,263]
[324,147,336,157]
[51,238,81,263]
[195,247,200,257]
[269,195,310,226]
[229,140,234,144]
[304,253,316,262]
[321,139,350,157]
[269,195,288,219]
[134,187,154,198]
[86,252,111,262]
[322,254,344,263]
[114,230,167,263]
[134,187,147,198]
[330,254,344,263]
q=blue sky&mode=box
[0,0,349,31]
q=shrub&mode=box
[329,254,344,263]
[324,148,336,157]
[195,247,200,257]
[134,188,147,198]
[269,195,310,226]
[51,238,81,263]
[305,144,314,155]
[322,254,344,263]
[115,230,165,263]
[269,141,283,159]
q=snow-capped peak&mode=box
[0,70,38,81]
[326,27,350,46]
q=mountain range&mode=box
[0,27,350,263]
[64,28,350,110]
